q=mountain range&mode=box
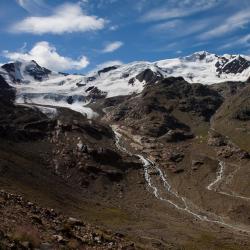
[0,51,250,249]
[1,51,250,118]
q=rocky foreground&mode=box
[0,190,135,250]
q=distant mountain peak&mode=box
[192,50,213,56]
[0,52,249,115]
[182,51,217,62]
[1,60,61,83]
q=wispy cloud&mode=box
[102,41,123,53]
[151,19,210,38]
[220,34,250,49]
[109,25,119,31]
[11,3,107,35]
[141,0,220,22]
[16,0,47,13]
[151,20,181,31]
[3,41,89,71]
[199,9,250,39]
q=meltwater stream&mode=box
[112,126,250,234]
[207,161,250,201]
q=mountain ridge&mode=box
[0,51,250,119]
[0,54,250,248]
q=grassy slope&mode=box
[213,84,250,152]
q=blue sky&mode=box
[0,0,250,73]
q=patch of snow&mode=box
[1,52,250,118]
[16,103,58,119]
[16,95,98,119]
[35,106,58,119]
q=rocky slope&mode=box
[0,190,134,250]
[103,77,223,139]
[0,78,141,249]
[212,83,250,152]
[0,55,250,249]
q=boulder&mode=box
[163,130,194,142]
[168,152,185,163]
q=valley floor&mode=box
[1,76,250,249]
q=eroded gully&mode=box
[112,126,250,234]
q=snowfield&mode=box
[1,51,250,118]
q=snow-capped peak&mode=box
[1,60,61,84]
[183,50,214,60]
[0,52,250,118]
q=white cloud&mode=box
[141,0,219,22]
[102,41,123,53]
[109,25,119,31]
[11,3,106,34]
[220,34,250,49]
[142,8,191,22]
[3,41,89,71]
[151,20,181,31]
[199,9,250,39]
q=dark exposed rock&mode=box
[128,78,135,85]
[103,169,124,182]
[167,152,185,163]
[191,159,204,170]
[86,86,95,92]
[66,96,74,104]
[140,115,190,138]
[2,60,51,82]
[168,164,184,174]
[216,56,250,75]
[211,81,246,98]
[58,72,69,76]
[174,83,223,121]
[24,60,51,81]
[1,62,22,82]
[238,151,250,159]
[122,73,129,78]
[87,87,107,100]
[105,77,222,139]
[98,66,118,75]
[86,76,96,82]
[208,132,227,147]
[0,83,53,141]
[172,168,184,174]
[135,69,163,85]
[90,148,121,165]
[234,108,250,121]
[103,96,128,108]
[0,75,16,105]
[192,160,204,166]
[79,123,113,140]
[76,82,86,87]
[161,130,194,142]
[146,78,223,121]
[0,75,11,89]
